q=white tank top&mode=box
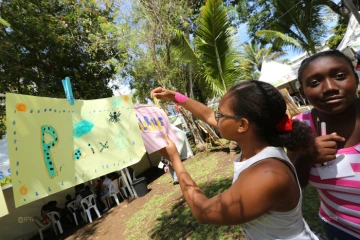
[233,147,319,240]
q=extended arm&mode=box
[151,88,217,129]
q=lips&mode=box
[323,96,344,104]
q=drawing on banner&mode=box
[109,111,121,123]
[114,131,126,150]
[41,125,59,178]
[6,94,145,207]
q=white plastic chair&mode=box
[118,176,129,198]
[80,194,101,223]
[67,200,85,226]
[132,170,138,181]
[108,180,123,205]
[33,216,52,240]
[46,211,63,235]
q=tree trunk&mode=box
[179,107,205,145]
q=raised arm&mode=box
[150,87,217,129]
[159,136,297,225]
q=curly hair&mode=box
[228,80,314,151]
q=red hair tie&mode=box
[275,114,293,132]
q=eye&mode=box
[309,79,320,87]
[334,73,346,80]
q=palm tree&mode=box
[172,0,241,99]
[255,0,326,55]
[240,43,287,75]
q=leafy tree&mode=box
[327,16,348,49]
[0,0,128,137]
[172,0,241,99]
[128,0,192,98]
[233,0,360,54]
[250,0,327,54]
[0,0,126,100]
[240,43,287,77]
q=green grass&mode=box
[125,152,323,240]
[302,185,324,236]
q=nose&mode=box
[322,77,339,93]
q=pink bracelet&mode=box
[174,92,187,103]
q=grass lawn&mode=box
[125,151,323,240]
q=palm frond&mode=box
[256,30,302,50]
[195,0,240,92]
[171,30,199,69]
[0,17,10,27]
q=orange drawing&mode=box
[16,103,27,112]
[123,96,129,102]
[19,185,28,195]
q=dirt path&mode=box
[64,151,243,240]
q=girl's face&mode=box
[301,56,358,114]
[216,94,241,141]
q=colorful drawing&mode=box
[134,105,180,154]
[99,141,109,152]
[19,185,28,195]
[16,103,27,112]
[109,111,121,123]
[115,131,126,150]
[112,99,122,107]
[73,120,94,138]
[41,125,59,178]
[6,93,145,207]
[74,148,82,160]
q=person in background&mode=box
[161,156,179,185]
[109,171,120,181]
[74,184,92,209]
[99,176,111,211]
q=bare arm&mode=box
[159,137,296,225]
[150,87,217,129]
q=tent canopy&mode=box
[337,12,360,51]
[259,60,297,87]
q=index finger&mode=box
[150,87,163,98]
[318,134,345,142]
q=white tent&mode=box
[259,60,297,87]
[337,12,360,51]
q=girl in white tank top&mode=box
[152,81,318,239]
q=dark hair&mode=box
[66,194,72,201]
[100,176,105,180]
[228,80,314,151]
[298,50,359,86]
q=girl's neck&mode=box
[238,140,269,162]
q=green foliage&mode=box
[0,0,125,99]
[236,0,327,54]
[327,17,348,50]
[0,0,127,137]
[195,0,239,93]
[127,0,193,103]
[171,0,242,100]
[240,42,287,78]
